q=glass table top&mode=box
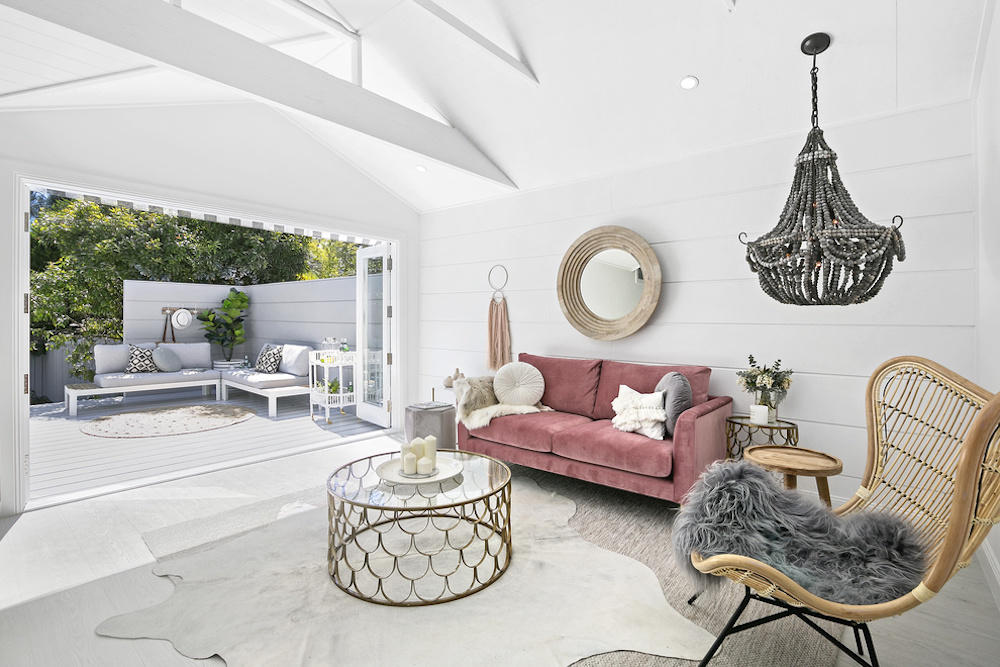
[326,451,511,510]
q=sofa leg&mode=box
[202,385,210,397]
[269,397,277,419]
[68,393,77,417]
[220,384,229,401]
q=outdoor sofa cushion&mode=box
[222,369,309,390]
[157,342,212,369]
[152,346,183,372]
[94,368,221,389]
[277,344,312,377]
[93,342,156,374]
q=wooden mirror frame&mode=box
[557,225,661,341]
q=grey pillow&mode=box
[152,346,183,372]
[655,372,693,437]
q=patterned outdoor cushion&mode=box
[255,344,283,374]
[125,344,158,373]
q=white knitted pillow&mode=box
[611,385,666,440]
[493,362,545,406]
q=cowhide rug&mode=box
[96,477,714,666]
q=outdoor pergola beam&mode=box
[0,0,514,187]
[411,0,537,84]
[264,0,362,85]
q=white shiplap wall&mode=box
[419,100,976,502]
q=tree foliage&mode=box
[300,238,360,279]
[30,199,312,380]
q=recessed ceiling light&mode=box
[679,75,700,90]
[415,165,427,173]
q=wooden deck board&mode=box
[28,390,384,507]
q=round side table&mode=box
[744,444,843,507]
[725,415,799,460]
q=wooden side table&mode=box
[744,445,843,507]
[725,416,799,460]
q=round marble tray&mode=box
[376,456,464,485]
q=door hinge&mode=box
[386,352,392,365]
[24,293,29,314]
[386,305,392,318]
[24,212,29,232]
[23,453,29,476]
[24,374,29,395]
[386,256,393,272]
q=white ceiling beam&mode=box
[0,0,514,187]
[0,66,155,101]
[266,0,356,41]
[410,0,537,84]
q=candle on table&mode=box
[424,435,437,468]
[410,437,425,460]
[417,456,434,475]
[400,442,412,462]
[402,452,417,475]
[749,404,769,426]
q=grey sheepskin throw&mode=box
[454,376,551,429]
[673,460,927,605]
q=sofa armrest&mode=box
[671,395,733,502]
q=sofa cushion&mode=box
[152,346,183,372]
[94,368,221,388]
[278,344,312,377]
[552,420,674,478]
[657,372,693,437]
[494,361,545,405]
[93,342,156,374]
[611,385,666,440]
[518,353,602,417]
[223,369,308,389]
[157,342,212,369]
[593,361,711,420]
[255,345,283,373]
[469,411,593,453]
[125,344,158,373]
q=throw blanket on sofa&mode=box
[673,460,927,605]
[454,376,551,429]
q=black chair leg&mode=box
[699,587,752,666]
[860,623,880,667]
[854,626,864,655]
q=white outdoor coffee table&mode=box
[327,450,512,606]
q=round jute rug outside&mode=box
[80,405,256,439]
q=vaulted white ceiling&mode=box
[0,0,993,211]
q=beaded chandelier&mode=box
[744,33,905,306]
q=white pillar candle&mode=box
[417,456,434,475]
[424,435,437,468]
[402,452,417,475]
[749,404,770,426]
[410,437,425,460]
[400,442,412,462]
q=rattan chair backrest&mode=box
[855,357,1000,590]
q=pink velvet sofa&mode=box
[457,353,733,503]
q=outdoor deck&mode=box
[28,388,386,509]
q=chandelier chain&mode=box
[810,55,819,129]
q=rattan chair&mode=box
[692,356,1000,666]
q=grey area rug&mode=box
[97,477,715,666]
[80,404,256,438]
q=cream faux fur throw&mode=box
[454,376,551,429]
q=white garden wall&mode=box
[419,100,977,506]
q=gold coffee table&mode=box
[327,450,512,606]
[744,445,843,507]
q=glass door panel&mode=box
[356,244,390,427]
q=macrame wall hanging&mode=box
[743,33,906,306]
[487,264,511,370]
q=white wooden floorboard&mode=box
[28,389,385,507]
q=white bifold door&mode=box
[356,243,392,428]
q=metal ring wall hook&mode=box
[492,290,505,303]
[892,215,904,230]
[738,232,749,246]
[488,264,508,291]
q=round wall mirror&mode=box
[557,226,661,340]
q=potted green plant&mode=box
[198,288,249,363]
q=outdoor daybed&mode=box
[66,342,220,417]
[457,353,732,503]
[219,343,313,418]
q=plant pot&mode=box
[749,404,777,425]
[213,360,244,370]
